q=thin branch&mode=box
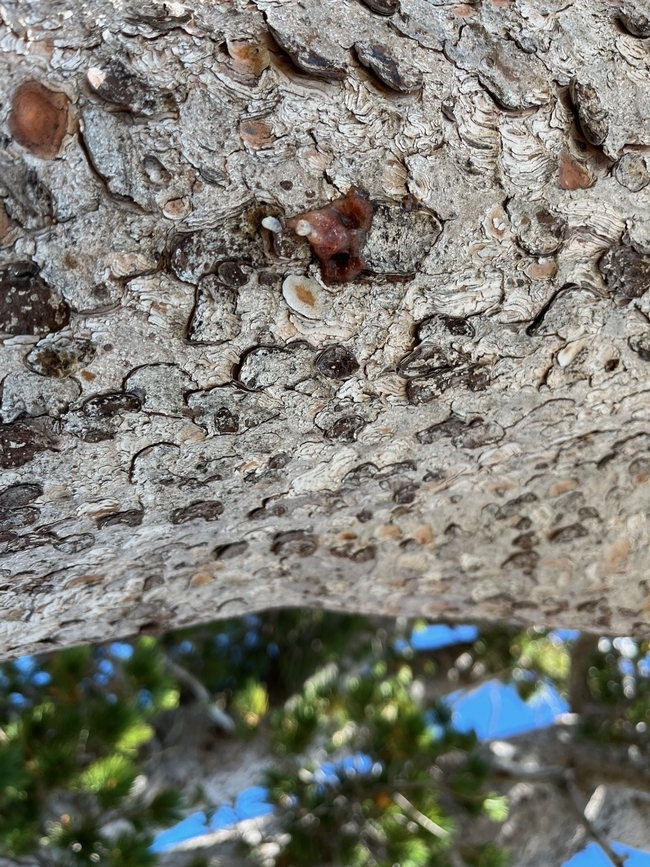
[564,771,628,867]
[568,634,599,716]
[392,791,451,839]
[164,657,235,733]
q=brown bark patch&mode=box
[558,151,593,190]
[8,80,69,158]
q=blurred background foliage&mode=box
[0,609,649,866]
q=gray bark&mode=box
[2,0,650,659]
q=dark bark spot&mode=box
[354,42,422,92]
[330,543,376,562]
[398,344,461,378]
[548,523,588,543]
[441,317,475,337]
[376,461,417,480]
[393,483,419,504]
[0,420,58,468]
[422,468,445,482]
[619,1,650,37]
[268,453,291,470]
[0,483,42,509]
[53,534,95,554]
[0,262,69,336]
[170,501,224,524]
[258,270,277,286]
[213,407,240,434]
[87,59,159,115]
[356,509,373,522]
[83,392,142,418]
[26,336,95,378]
[271,530,319,557]
[502,550,539,575]
[456,421,504,450]
[406,364,489,404]
[324,415,366,442]
[512,532,537,550]
[214,541,249,560]
[267,24,347,81]
[248,497,289,520]
[417,316,476,342]
[97,510,144,529]
[416,417,468,445]
[343,463,378,486]
[543,597,569,616]
[315,345,359,379]
[0,507,39,531]
[496,492,539,520]
[600,245,650,300]
[575,599,598,612]
[358,0,398,15]
[569,79,609,146]
[216,261,250,288]
[629,333,650,361]
[0,530,53,555]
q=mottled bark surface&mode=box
[2,0,650,658]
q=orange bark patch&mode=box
[558,151,593,190]
[376,524,402,539]
[0,201,13,241]
[294,282,316,306]
[548,479,578,498]
[526,259,557,279]
[65,574,104,588]
[605,539,630,573]
[227,39,270,76]
[9,80,69,158]
[189,571,213,587]
[411,525,434,545]
[239,119,273,149]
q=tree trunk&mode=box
[2,0,650,659]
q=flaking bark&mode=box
[2,0,650,658]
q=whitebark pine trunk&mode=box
[2,0,650,658]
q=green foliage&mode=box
[483,794,509,823]
[412,624,576,710]
[160,610,383,709]
[578,636,650,742]
[232,680,269,730]
[78,755,138,806]
[5,608,647,867]
[0,639,183,864]
[459,843,511,867]
[261,647,501,867]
